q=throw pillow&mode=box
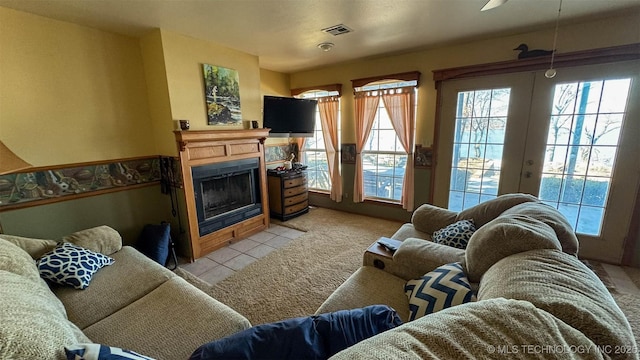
[432,219,476,249]
[37,243,114,290]
[135,223,171,266]
[65,343,154,360]
[405,262,475,321]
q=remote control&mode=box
[377,237,398,252]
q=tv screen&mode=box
[263,96,317,137]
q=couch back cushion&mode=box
[0,234,58,259]
[0,239,91,359]
[62,225,122,255]
[464,214,561,283]
[330,298,601,360]
[500,202,579,256]
[478,249,636,354]
[456,193,539,228]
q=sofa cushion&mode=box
[410,204,457,235]
[83,277,251,360]
[478,249,636,356]
[390,223,431,241]
[63,225,122,255]
[190,305,402,360]
[0,270,91,360]
[0,233,58,259]
[37,242,115,290]
[65,343,154,360]
[456,193,539,227]
[500,201,579,256]
[432,219,475,249]
[0,237,42,282]
[54,246,176,329]
[465,214,561,283]
[390,238,466,281]
[405,262,475,321]
[329,298,602,360]
[316,266,411,322]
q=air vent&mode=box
[321,24,353,36]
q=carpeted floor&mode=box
[191,207,402,325]
[176,206,640,345]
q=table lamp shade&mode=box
[0,141,32,175]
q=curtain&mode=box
[295,138,306,164]
[318,96,342,202]
[382,87,416,211]
[353,92,380,203]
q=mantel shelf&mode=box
[174,129,270,151]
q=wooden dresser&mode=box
[267,169,309,221]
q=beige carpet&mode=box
[198,207,402,325]
[176,206,640,346]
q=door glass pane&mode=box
[539,79,631,235]
[449,88,510,210]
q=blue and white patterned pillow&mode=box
[404,262,476,321]
[37,243,114,290]
[432,219,476,249]
[65,343,154,360]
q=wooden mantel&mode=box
[174,128,270,260]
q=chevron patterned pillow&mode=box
[404,262,476,321]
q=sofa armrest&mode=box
[392,238,465,280]
[411,204,457,235]
[63,225,123,255]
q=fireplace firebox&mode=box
[192,158,262,237]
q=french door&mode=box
[434,60,640,263]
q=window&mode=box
[356,80,417,202]
[298,90,340,192]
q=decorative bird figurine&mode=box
[513,43,554,59]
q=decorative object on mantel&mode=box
[203,64,242,126]
[513,44,554,60]
[414,145,433,168]
[0,156,161,211]
[179,120,190,130]
[0,140,32,175]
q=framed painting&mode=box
[202,64,242,125]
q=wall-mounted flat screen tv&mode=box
[263,95,317,138]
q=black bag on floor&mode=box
[136,222,177,269]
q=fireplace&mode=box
[192,158,262,237]
[175,129,270,260]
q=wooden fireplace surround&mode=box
[174,129,270,260]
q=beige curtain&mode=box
[353,91,380,203]
[318,96,342,202]
[295,137,306,164]
[382,87,416,211]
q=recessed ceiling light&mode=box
[317,42,335,52]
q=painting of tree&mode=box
[203,64,242,125]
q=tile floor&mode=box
[178,224,305,285]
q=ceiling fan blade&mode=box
[481,0,509,11]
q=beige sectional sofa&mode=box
[317,194,638,359]
[0,226,250,360]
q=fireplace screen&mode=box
[192,158,262,237]
[201,171,253,220]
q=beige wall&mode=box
[289,12,640,148]
[0,7,156,166]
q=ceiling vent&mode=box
[321,24,353,36]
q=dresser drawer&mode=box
[284,185,307,197]
[284,192,308,206]
[284,177,306,188]
[285,200,308,215]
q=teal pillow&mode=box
[37,243,114,290]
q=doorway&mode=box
[434,60,640,263]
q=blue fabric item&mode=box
[65,343,155,359]
[136,223,170,266]
[37,243,114,290]
[189,305,403,360]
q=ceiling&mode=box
[1,0,638,73]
